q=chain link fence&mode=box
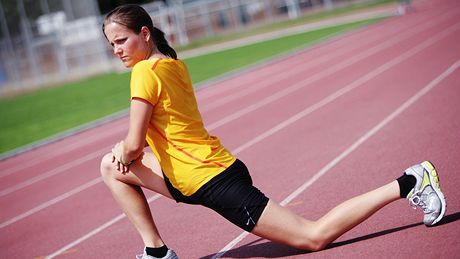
[0,0,352,97]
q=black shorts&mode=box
[163,159,269,232]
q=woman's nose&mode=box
[113,45,122,55]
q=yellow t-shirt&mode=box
[130,58,236,196]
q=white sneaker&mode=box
[135,248,178,259]
[404,161,446,226]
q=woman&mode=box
[100,4,446,259]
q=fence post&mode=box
[324,0,334,10]
[264,0,273,23]
[0,1,20,85]
[17,0,41,85]
[201,2,214,37]
[286,0,300,19]
[167,0,188,46]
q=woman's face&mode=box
[104,22,150,68]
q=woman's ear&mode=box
[140,26,151,42]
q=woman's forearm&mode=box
[121,137,145,164]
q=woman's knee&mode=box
[299,222,332,251]
[287,224,328,252]
[100,153,116,182]
[306,228,329,251]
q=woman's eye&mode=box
[116,38,127,44]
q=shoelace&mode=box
[409,191,433,213]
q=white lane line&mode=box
[281,60,460,206]
[0,122,126,179]
[0,145,111,197]
[206,13,458,132]
[0,178,102,229]
[196,8,438,110]
[195,5,444,102]
[211,60,460,259]
[198,32,384,111]
[199,30,378,113]
[44,194,162,259]
[232,22,460,155]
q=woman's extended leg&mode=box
[100,152,173,248]
[251,180,400,251]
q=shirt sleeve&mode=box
[130,60,161,106]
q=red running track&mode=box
[1,0,460,258]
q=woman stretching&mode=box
[100,4,446,259]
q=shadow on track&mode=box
[201,212,460,258]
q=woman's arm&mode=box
[112,98,153,172]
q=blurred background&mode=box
[0,0,358,96]
[0,0,397,158]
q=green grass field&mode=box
[0,3,392,155]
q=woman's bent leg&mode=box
[251,181,400,251]
[100,152,173,248]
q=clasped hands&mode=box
[111,141,142,174]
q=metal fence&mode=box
[0,0,107,96]
[0,0,353,97]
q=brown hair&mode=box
[102,4,177,59]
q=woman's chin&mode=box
[122,60,134,68]
[122,59,141,68]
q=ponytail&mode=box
[152,27,177,60]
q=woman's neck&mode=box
[149,53,168,60]
[148,45,168,60]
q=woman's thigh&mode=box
[251,200,318,249]
[102,151,173,199]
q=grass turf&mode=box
[0,14,388,155]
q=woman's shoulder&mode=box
[132,59,161,72]
[134,58,184,72]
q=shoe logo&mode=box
[421,170,431,190]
